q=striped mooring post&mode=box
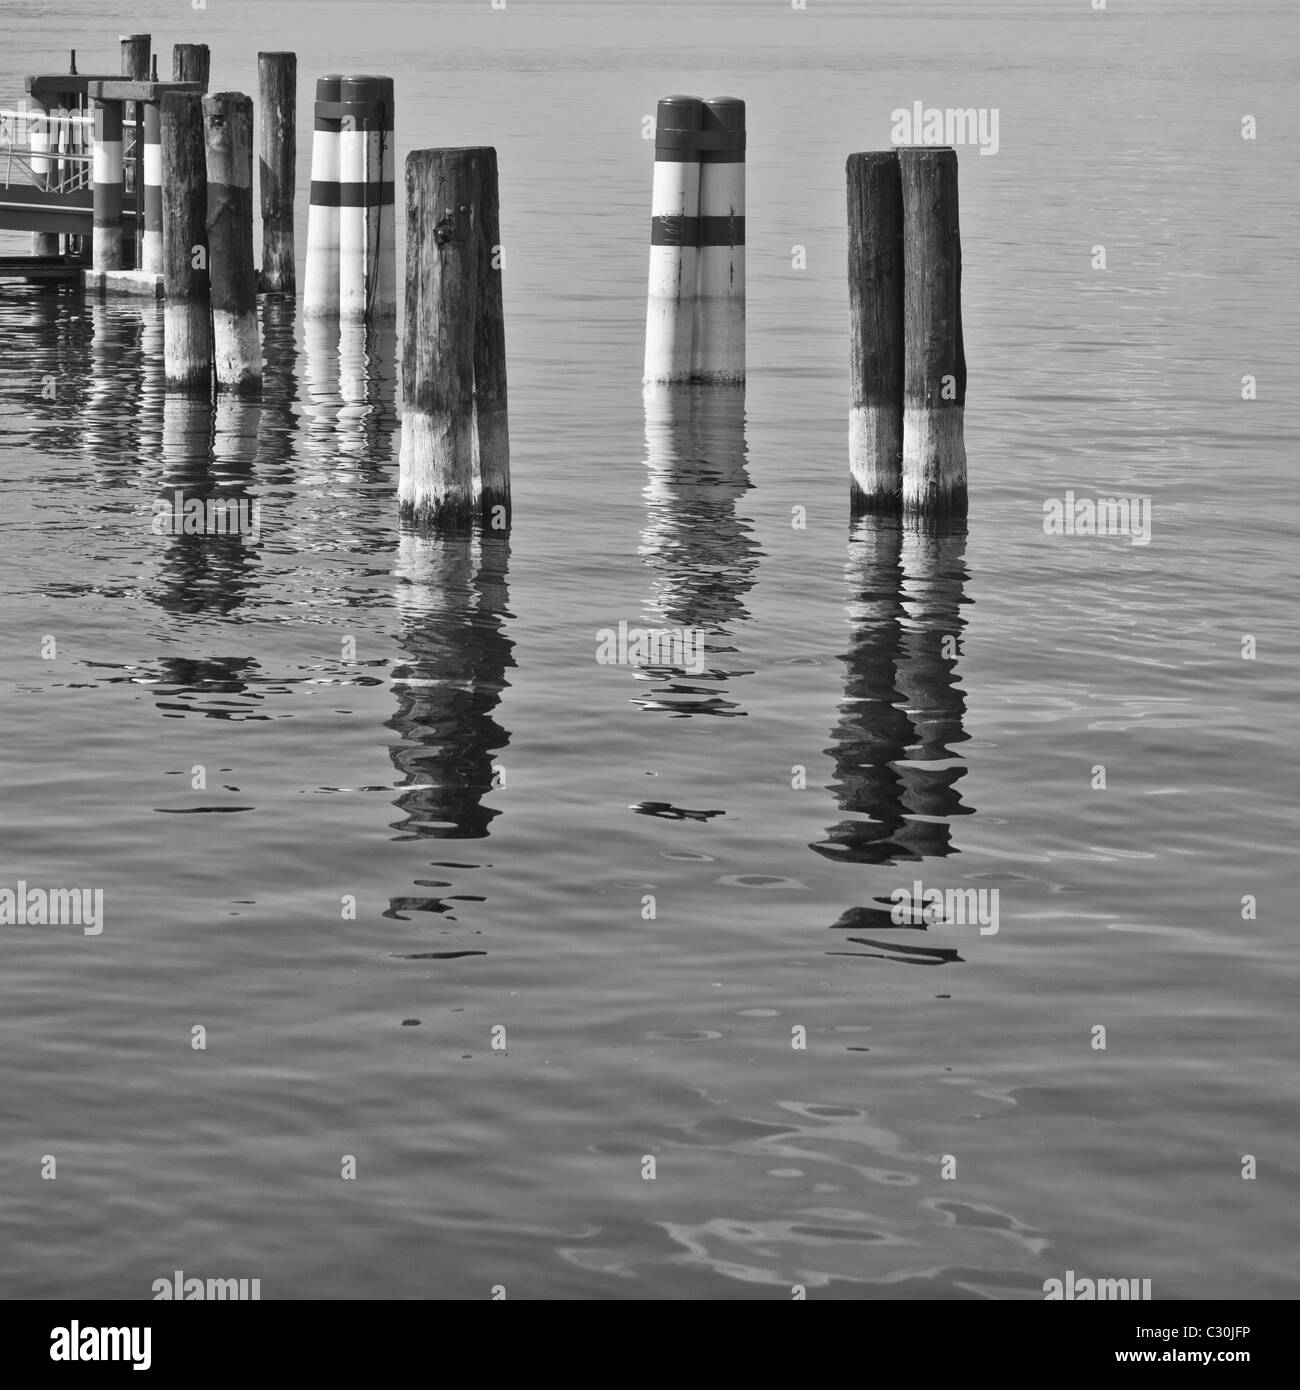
[643,94,746,385]
[160,91,211,392]
[92,97,125,272]
[29,96,58,258]
[120,34,150,268]
[304,73,396,319]
[846,145,966,516]
[202,92,261,395]
[398,147,510,528]
[142,97,164,274]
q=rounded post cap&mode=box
[656,95,704,131]
[702,96,745,131]
[315,75,344,101]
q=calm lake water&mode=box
[1,0,1297,1299]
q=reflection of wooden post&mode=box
[203,93,262,395]
[399,148,482,526]
[900,147,966,516]
[846,150,904,509]
[161,92,210,392]
[257,52,297,295]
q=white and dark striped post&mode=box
[92,98,125,272]
[202,93,261,395]
[338,74,396,321]
[303,74,343,317]
[161,91,211,392]
[899,146,966,516]
[141,98,164,274]
[29,97,58,257]
[692,96,745,383]
[120,35,150,269]
[644,95,703,384]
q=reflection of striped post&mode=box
[692,97,745,383]
[142,101,164,274]
[30,98,58,257]
[899,147,966,516]
[644,96,702,384]
[303,75,343,317]
[92,99,125,272]
[203,93,261,395]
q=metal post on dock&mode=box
[303,75,343,317]
[338,74,396,321]
[29,97,58,258]
[399,147,510,528]
[120,34,150,269]
[142,99,164,274]
[257,52,297,296]
[202,92,261,395]
[92,99,125,272]
[160,91,211,392]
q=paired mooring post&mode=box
[202,93,261,394]
[398,147,510,528]
[304,73,396,320]
[847,145,966,516]
[643,95,746,384]
[160,91,210,392]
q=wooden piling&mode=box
[257,52,297,295]
[899,146,966,516]
[846,150,904,509]
[473,146,509,520]
[120,34,150,268]
[172,44,211,92]
[202,93,261,395]
[160,92,210,392]
[399,148,483,526]
[119,34,151,81]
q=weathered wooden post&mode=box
[161,91,210,392]
[474,146,509,518]
[899,146,966,516]
[92,98,125,271]
[202,93,261,394]
[303,74,342,316]
[692,96,745,383]
[257,52,297,295]
[643,95,702,384]
[846,150,904,509]
[399,148,483,526]
[120,34,151,81]
[172,44,210,92]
